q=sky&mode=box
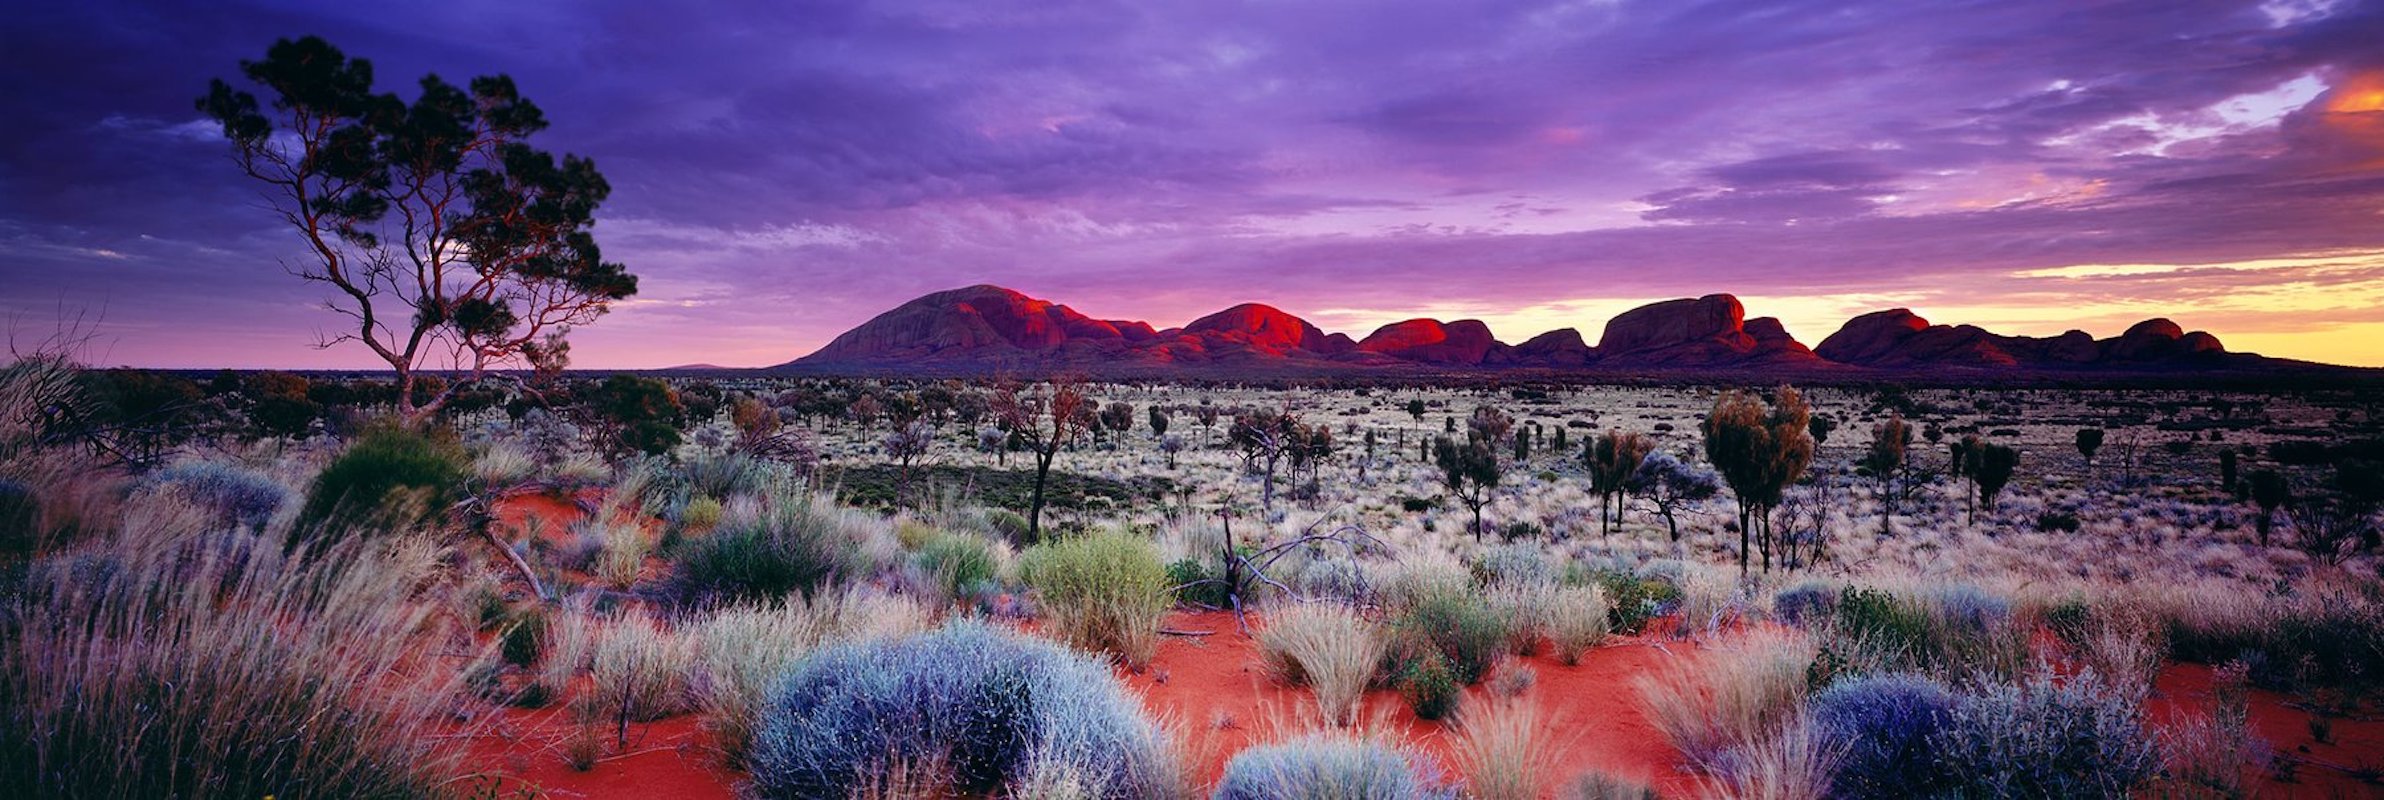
[4,0,2384,369]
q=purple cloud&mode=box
[4,0,2384,368]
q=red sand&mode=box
[2148,662,2384,798]
[462,707,737,799]
[1127,610,1706,796]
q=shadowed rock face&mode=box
[1593,294,1817,366]
[785,284,2303,376]
[1816,308,2228,369]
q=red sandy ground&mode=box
[1125,610,1705,796]
[467,495,2384,798]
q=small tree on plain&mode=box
[1434,434,1500,540]
[200,36,635,425]
[1701,386,1816,574]
[1968,441,2021,524]
[2076,428,2105,478]
[1231,409,1301,511]
[1859,414,1913,537]
[1586,429,1653,536]
[1628,450,1721,542]
[2248,468,2289,546]
[990,376,1092,543]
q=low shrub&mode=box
[749,621,1176,798]
[1259,603,1385,727]
[1772,581,1837,629]
[147,461,287,531]
[1399,650,1462,721]
[1935,670,2160,799]
[1596,571,1680,634]
[1563,771,1658,800]
[1167,557,1231,607]
[294,425,468,541]
[587,616,695,730]
[1213,734,1453,800]
[1808,673,1958,799]
[692,601,839,766]
[1702,718,1840,800]
[1392,588,1511,685]
[1019,529,1171,669]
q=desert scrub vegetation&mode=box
[1212,734,1453,800]
[668,486,891,604]
[1451,696,1568,800]
[1019,527,1171,668]
[1389,586,1511,685]
[1935,669,2161,798]
[1545,584,1612,664]
[586,612,698,742]
[684,587,932,767]
[1257,602,1385,727]
[1806,672,1960,799]
[1635,630,1817,770]
[747,621,1178,799]
[0,527,493,798]
[293,423,469,541]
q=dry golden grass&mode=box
[1452,695,1571,800]
[1257,602,1387,727]
[1634,629,1817,769]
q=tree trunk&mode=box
[1737,503,1751,575]
[1028,450,1055,543]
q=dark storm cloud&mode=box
[3,0,2382,367]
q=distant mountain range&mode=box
[772,284,2358,379]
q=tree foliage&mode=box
[199,36,635,423]
[1701,386,1816,573]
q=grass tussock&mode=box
[1020,528,1171,669]
[0,528,493,799]
[1258,603,1387,727]
[1635,630,1817,770]
[1452,696,1569,800]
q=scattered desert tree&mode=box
[1966,440,2021,524]
[1435,434,1502,539]
[2076,428,2105,477]
[1701,386,1816,574]
[1100,401,1135,442]
[199,36,636,424]
[1859,414,1914,536]
[990,376,1092,542]
[883,419,934,503]
[1628,450,1720,542]
[1148,405,1170,438]
[1231,408,1303,511]
[1586,430,1653,536]
[1469,405,1515,451]
[2248,468,2289,546]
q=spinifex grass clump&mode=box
[294,424,469,542]
[1634,630,1817,770]
[1019,528,1170,668]
[670,488,885,605]
[748,621,1178,799]
[1257,603,1385,726]
[1213,734,1454,800]
[0,528,491,799]
[1935,670,2160,798]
